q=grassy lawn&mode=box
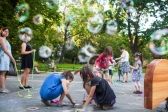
[37,62,83,72]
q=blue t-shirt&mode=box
[40,73,65,100]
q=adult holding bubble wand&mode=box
[0,27,16,93]
[19,28,36,89]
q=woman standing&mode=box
[20,33,35,89]
[0,27,16,93]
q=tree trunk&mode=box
[59,21,70,63]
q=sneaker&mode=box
[137,91,143,94]
[0,88,10,93]
[133,91,138,94]
[19,86,24,89]
[24,85,32,89]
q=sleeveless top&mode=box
[0,38,11,71]
[21,43,33,69]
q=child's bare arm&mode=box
[61,79,75,105]
[83,86,96,108]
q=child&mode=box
[88,55,101,77]
[115,47,130,83]
[108,59,116,83]
[95,46,113,83]
[130,53,143,94]
[40,71,75,106]
[80,65,116,110]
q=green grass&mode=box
[37,62,83,72]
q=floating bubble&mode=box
[15,3,29,22]
[88,3,103,14]
[78,44,96,63]
[149,29,168,55]
[87,14,104,34]
[46,0,59,9]
[127,6,137,20]
[121,0,134,8]
[65,38,74,50]
[19,27,33,42]
[106,20,117,35]
[39,46,52,58]
[33,14,43,25]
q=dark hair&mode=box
[61,71,74,80]
[103,46,112,56]
[134,52,143,65]
[88,55,99,65]
[1,27,8,31]
[120,46,124,50]
[1,27,8,37]
[80,65,94,83]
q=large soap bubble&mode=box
[106,20,117,35]
[65,38,74,50]
[39,46,52,58]
[33,14,43,25]
[15,3,29,22]
[149,29,168,55]
[87,14,104,34]
[78,44,96,63]
[19,27,33,42]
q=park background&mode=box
[0,0,168,72]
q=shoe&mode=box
[24,85,32,89]
[133,91,138,94]
[137,91,143,94]
[19,86,24,89]
[0,88,10,93]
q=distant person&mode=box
[40,71,75,106]
[20,34,35,89]
[80,65,116,110]
[108,59,116,83]
[117,60,122,82]
[95,46,114,83]
[115,47,130,83]
[0,27,16,93]
[130,53,143,94]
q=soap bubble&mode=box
[105,20,117,35]
[65,38,74,50]
[33,14,43,25]
[78,44,96,63]
[149,29,168,55]
[19,27,33,42]
[87,14,104,34]
[39,46,52,58]
[15,3,29,22]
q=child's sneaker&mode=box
[0,88,10,93]
[137,91,143,94]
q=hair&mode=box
[88,55,99,65]
[103,46,112,56]
[0,27,2,35]
[120,46,125,50]
[134,52,143,65]
[80,65,94,83]
[1,27,8,37]
[61,71,74,80]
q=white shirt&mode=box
[120,50,129,62]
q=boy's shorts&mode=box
[109,69,113,76]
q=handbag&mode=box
[6,63,17,76]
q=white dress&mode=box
[0,39,11,71]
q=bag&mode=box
[6,63,17,76]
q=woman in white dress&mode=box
[0,27,16,93]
